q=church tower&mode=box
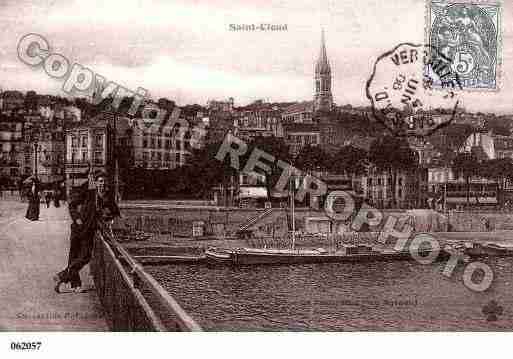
[314,30,333,112]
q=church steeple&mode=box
[314,29,333,112]
[315,29,330,75]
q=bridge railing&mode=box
[90,222,202,331]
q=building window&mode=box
[81,151,88,161]
[94,151,103,164]
[143,138,148,148]
[94,134,103,148]
[81,136,87,147]
[142,152,148,161]
[71,136,78,148]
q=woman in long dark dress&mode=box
[25,179,40,221]
[53,187,61,208]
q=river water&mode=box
[147,258,513,331]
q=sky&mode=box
[0,0,512,113]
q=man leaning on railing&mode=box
[53,170,120,293]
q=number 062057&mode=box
[10,342,42,350]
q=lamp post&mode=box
[289,172,299,251]
[33,141,39,179]
[443,177,446,212]
[71,151,75,187]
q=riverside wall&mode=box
[114,203,405,238]
[114,202,513,238]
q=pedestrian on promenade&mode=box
[24,176,40,221]
[45,191,52,208]
[53,171,120,293]
[53,188,61,208]
[482,217,491,232]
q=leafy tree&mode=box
[294,144,330,173]
[180,104,205,118]
[157,98,176,112]
[331,145,368,177]
[24,91,38,110]
[369,136,418,207]
[452,152,480,207]
[174,141,239,202]
[243,136,292,201]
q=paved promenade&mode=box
[0,201,107,331]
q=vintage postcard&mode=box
[0,0,512,357]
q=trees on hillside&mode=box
[294,144,331,173]
[243,136,291,200]
[331,145,369,178]
[369,136,418,207]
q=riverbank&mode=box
[121,229,513,260]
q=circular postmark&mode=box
[366,43,461,137]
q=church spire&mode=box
[316,29,330,74]
[314,29,332,112]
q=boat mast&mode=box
[291,171,296,250]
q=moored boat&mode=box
[464,242,513,258]
[205,247,234,264]
[205,245,443,266]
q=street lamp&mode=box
[71,151,75,188]
[444,167,448,213]
[289,172,300,250]
[32,136,40,179]
[34,142,38,178]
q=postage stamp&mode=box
[426,0,502,91]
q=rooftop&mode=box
[282,101,314,115]
[283,122,319,133]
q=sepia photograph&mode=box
[0,0,512,357]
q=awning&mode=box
[239,186,268,199]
